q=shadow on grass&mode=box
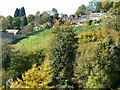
[11,36,29,44]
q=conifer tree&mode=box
[14,8,19,17]
[21,16,28,28]
[19,7,26,17]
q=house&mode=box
[79,15,89,22]
[68,14,89,25]
[0,29,19,44]
[68,15,79,24]
[0,31,15,44]
[89,13,106,21]
[60,12,106,26]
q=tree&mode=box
[40,11,49,24]
[12,17,21,30]
[49,20,78,86]
[1,17,9,30]
[52,8,58,15]
[52,8,59,19]
[14,8,19,17]
[11,59,54,88]
[35,11,40,17]
[27,14,35,23]
[87,0,97,12]
[1,44,14,87]
[101,1,120,31]
[6,15,13,29]
[20,22,35,35]
[19,7,26,17]
[75,5,86,15]
[74,29,120,89]
[95,2,102,12]
[2,44,12,70]
[108,1,120,15]
[101,2,113,12]
[21,16,28,28]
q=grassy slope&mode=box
[13,29,52,53]
[13,25,97,52]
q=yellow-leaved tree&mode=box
[10,59,53,89]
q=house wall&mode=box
[0,31,17,44]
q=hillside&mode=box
[12,25,97,52]
[12,29,52,53]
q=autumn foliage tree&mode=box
[11,59,53,89]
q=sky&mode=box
[0,0,92,17]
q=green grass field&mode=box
[13,25,97,52]
[13,29,52,52]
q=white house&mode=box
[89,13,106,21]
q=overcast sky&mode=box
[0,0,92,17]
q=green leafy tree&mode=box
[95,2,102,12]
[101,2,113,12]
[2,44,13,70]
[75,4,86,15]
[20,22,35,35]
[14,8,19,17]
[6,15,13,29]
[49,20,78,86]
[1,44,14,87]
[9,49,45,75]
[35,11,40,17]
[101,1,120,31]
[108,1,120,15]
[27,14,35,23]
[40,11,49,24]
[12,17,21,30]
[88,0,97,12]
[1,17,9,30]
[52,8,59,19]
